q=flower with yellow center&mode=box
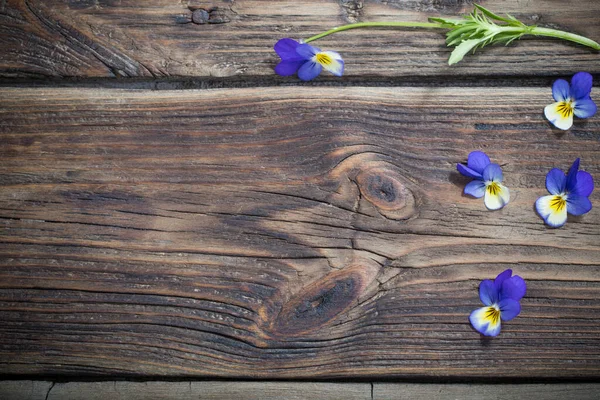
[535,158,594,228]
[274,38,344,81]
[470,269,526,337]
[544,72,597,130]
[457,151,510,210]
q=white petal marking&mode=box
[484,182,510,210]
[535,194,568,228]
[544,102,574,130]
[470,306,502,336]
[314,51,344,76]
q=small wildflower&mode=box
[470,269,526,337]
[535,158,594,228]
[274,38,344,81]
[544,72,597,130]
[457,151,510,210]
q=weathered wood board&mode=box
[1,0,599,78]
[2,381,600,400]
[1,87,599,378]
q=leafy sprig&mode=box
[300,4,599,66]
[430,5,536,65]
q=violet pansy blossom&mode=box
[274,38,344,81]
[535,158,594,228]
[544,72,597,130]
[470,269,526,337]
[457,151,510,210]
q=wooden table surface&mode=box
[1,0,600,386]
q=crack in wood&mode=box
[22,0,145,77]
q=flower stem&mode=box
[302,21,600,52]
[303,21,446,43]
[529,27,600,50]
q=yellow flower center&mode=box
[484,305,501,326]
[557,100,574,118]
[487,182,501,196]
[550,194,567,212]
[315,52,333,66]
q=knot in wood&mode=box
[269,269,364,337]
[188,6,231,25]
[356,168,416,219]
[191,9,210,24]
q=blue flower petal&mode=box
[565,158,580,193]
[467,151,490,175]
[464,180,486,198]
[297,61,322,81]
[501,276,526,301]
[571,72,593,100]
[552,79,571,102]
[296,43,319,59]
[274,60,305,76]
[470,306,502,336]
[571,171,594,197]
[482,163,503,182]
[545,168,566,195]
[494,269,512,292]
[457,163,483,179]
[498,298,521,321]
[573,98,597,119]
[274,38,304,61]
[566,193,592,216]
[479,279,498,306]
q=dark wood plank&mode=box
[1,0,599,78]
[0,87,599,379]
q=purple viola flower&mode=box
[544,72,597,130]
[535,158,594,228]
[457,151,510,210]
[470,269,526,337]
[274,38,344,81]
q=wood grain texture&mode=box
[3,381,600,400]
[1,0,599,79]
[48,381,371,400]
[0,381,52,400]
[1,86,599,379]
[373,383,600,400]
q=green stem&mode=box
[529,27,600,50]
[303,21,445,43]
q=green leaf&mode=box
[474,4,525,27]
[474,4,513,23]
[428,17,467,28]
[448,38,484,65]
[446,24,480,45]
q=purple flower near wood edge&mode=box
[544,72,597,130]
[535,158,594,228]
[457,151,510,210]
[274,38,344,81]
[470,269,526,337]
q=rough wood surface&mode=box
[1,0,599,79]
[2,381,600,400]
[373,383,600,400]
[2,381,371,400]
[0,381,52,400]
[1,87,599,379]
